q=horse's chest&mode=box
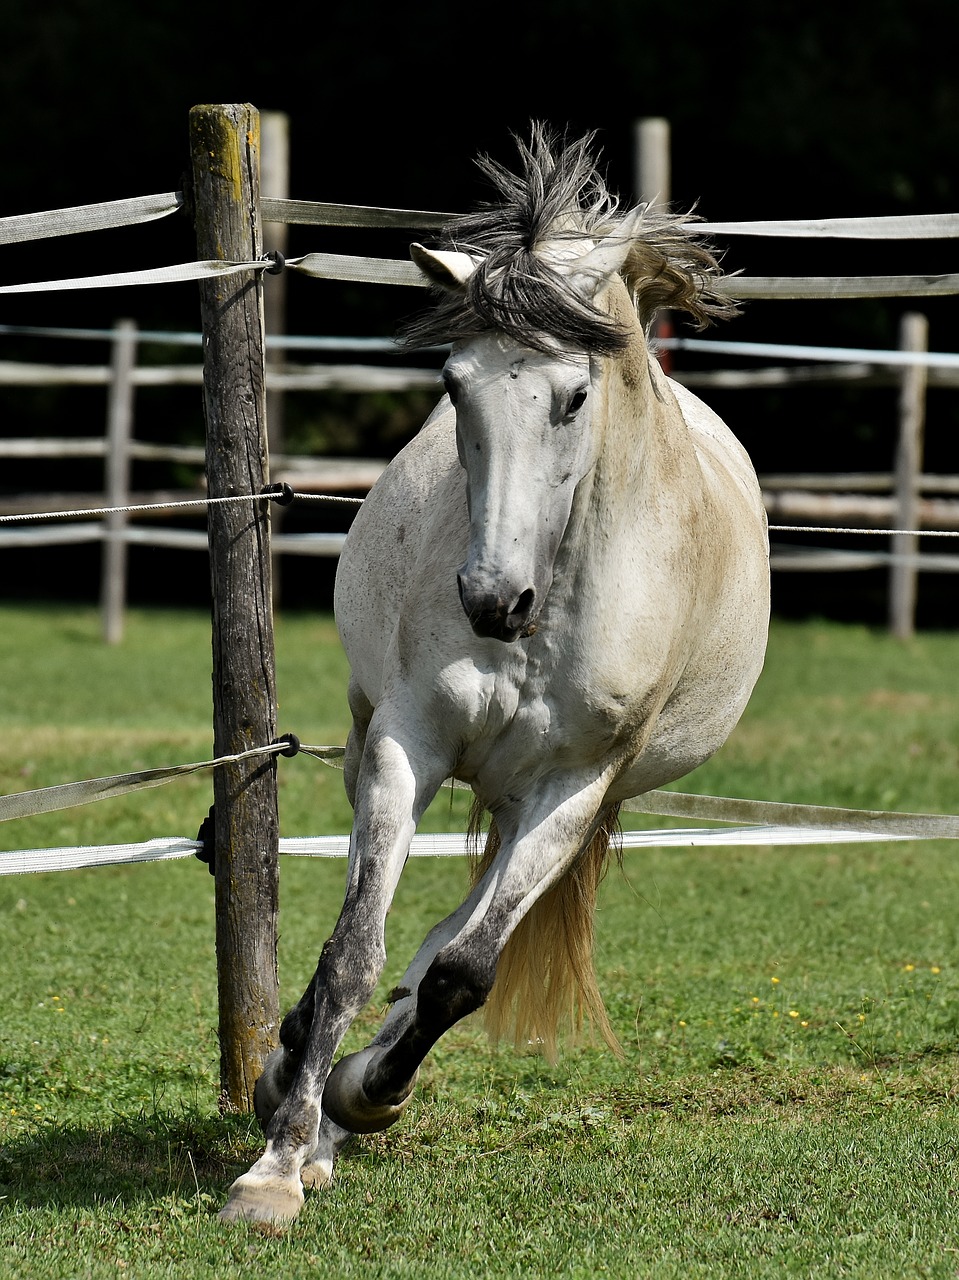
[451,642,632,788]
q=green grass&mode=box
[2,605,959,1276]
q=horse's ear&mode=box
[410,243,479,291]
[561,206,647,299]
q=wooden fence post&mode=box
[100,318,137,644]
[634,116,671,211]
[889,311,929,639]
[189,103,280,1112]
[634,117,673,371]
[261,110,290,604]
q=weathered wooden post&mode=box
[100,317,138,644]
[889,311,929,640]
[634,116,671,211]
[261,110,290,604]
[189,103,280,1111]
[634,117,673,372]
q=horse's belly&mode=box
[607,597,769,800]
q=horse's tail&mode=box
[467,801,623,1062]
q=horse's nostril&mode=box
[513,588,535,618]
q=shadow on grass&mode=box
[0,1109,261,1211]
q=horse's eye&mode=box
[442,372,459,405]
[567,389,588,415]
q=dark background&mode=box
[1,0,956,622]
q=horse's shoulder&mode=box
[381,397,457,496]
[664,375,735,446]
[662,374,763,506]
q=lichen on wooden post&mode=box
[189,103,280,1112]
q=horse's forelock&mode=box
[399,126,735,352]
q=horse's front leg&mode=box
[321,777,613,1135]
[218,723,449,1224]
[250,1049,352,1191]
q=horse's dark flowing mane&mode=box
[399,124,738,356]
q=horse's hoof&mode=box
[300,1157,334,1190]
[218,1172,304,1225]
[322,1048,417,1134]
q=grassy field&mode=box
[1,604,959,1277]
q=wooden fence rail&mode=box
[0,317,411,640]
[1,308,950,641]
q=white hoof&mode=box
[322,1047,417,1134]
[218,1171,305,1225]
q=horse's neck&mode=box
[591,284,694,489]
[588,341,698,519]
[542,346,705,665]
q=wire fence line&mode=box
[0,487,956,541]
[0,490,363,523]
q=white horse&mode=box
[220,126,769,1223]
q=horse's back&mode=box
[665,373,766,520]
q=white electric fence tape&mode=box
[665,336,959,371]
[1,190,958,297]
[0,259,264,295]
[0,822,924,877]
[718,273,959,300]
[5,191,958,247]
[0,742,304,822]
[695,212,959,239]
[0,193,182,246]
[3,252,959,301]
[1,743,957,876]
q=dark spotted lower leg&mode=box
[218,724,451,1224]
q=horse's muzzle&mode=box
[457,575,536,643]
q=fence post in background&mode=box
[100,318,137,644]
[634,116,670,210]
[889,311,929,640]
[189,102,280,1113]
[261,110,290,604]
[633,117,672,371]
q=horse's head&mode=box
[403,125,735,644]
[443,332,595,642]
[411,229,638,643]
